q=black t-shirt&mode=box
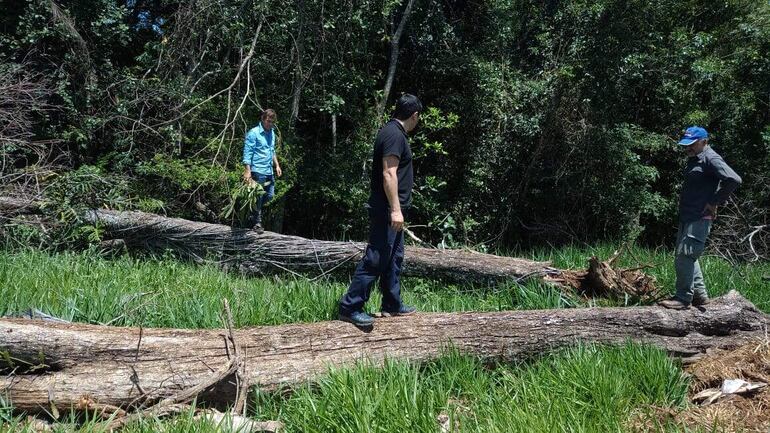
[368,119,413,210]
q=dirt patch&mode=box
[688,338,770,393]
[631,338,770,432]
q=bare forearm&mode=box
[383,172,400,211]
[272,155,282,176]
[382,156,403,230]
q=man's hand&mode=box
[703,203,718,218]
[390,208,404,231]
[275,165,282,177]
[242,169,252,184]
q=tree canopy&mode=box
[2,0,768,249]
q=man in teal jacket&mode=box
[242,109,282,233]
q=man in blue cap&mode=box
[659,126,742,309]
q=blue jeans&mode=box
[674,219,712,303]
[339,207,406,315]
[249,172,274,226]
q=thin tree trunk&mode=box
[290,0,306,123]
[331,113,337,150]
[2,291,766,414]
[0,196,40,215]
[376,0,417,118]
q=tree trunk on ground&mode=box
[80,208,557,284]
[0,197,660,297]
[2,291,767,414]
[0,196,41,216]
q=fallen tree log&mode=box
[0,197,556,284]
[0,197,661,297]
[2,291,767,414]
[80,208,558,284]
[0,196,41,216]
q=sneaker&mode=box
[380,305,417,317]
[253,223,265,234]
[692,297,710,306]
[339,311,374,327]
[659,297,690,310]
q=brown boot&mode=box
[659,297,690,310]
[692,296,710,306]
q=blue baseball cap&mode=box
[678,126,708,146]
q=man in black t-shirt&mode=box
[339,94,423,327]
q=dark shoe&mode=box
[253,223,264,234]
[339,311,374,327]
[659,297,690,310]
[380,305,417,317]
[692,297,710,306]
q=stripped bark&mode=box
[1,291,767,414]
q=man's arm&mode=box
[708,155,742,206]
[702,154,742,218]
[383,155,403,231]
[273,154,282,177]
[242,131,256,183]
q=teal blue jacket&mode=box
[242,123,275,175]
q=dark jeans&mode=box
[248,172,274,226]
[339,207,407,315]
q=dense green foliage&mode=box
[1,0,769,248]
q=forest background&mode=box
[2,0,769,251]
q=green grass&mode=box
[0,246,767,432]
[524,243,770,313]
[0,249,572,328]
[0,244,766,330]
[244,344,689,433]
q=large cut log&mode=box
[2,291,767,414]
[0,197,556,284]
[80,209,558,284]
[0,198,656,295]
[0,198,664,299]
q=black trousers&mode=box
[339,208,406,315]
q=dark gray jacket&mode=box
[679,146,742,223]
